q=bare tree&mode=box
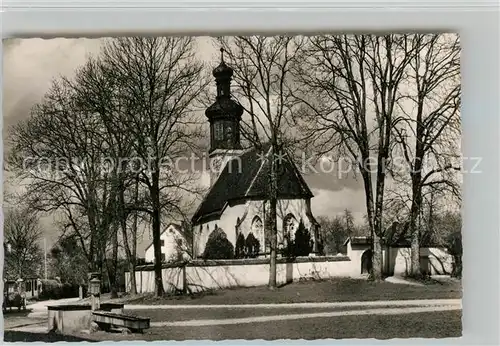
[99,37,207,296]
[391,34,461,277]
[216,35,305,288]
[317,209,363,255]
[294,34,417,280]
[68,55,143,297]
[3,207,44,279]
[8,78,116,277]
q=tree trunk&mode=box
[121,218,138,295]
[268,197,278,289]
[409,110,425,277]
[360,157,383,281]
[372,116,392,281]
[119,177,138,295]
[268,144,279,289]
[453,255,462,278]
[409,187,422,277]
[130,192,139,294]
[128,261,137,294]
[109,222,119,298]
[372,233,383,280]
[151,170,164,297]
[372,203,384,281]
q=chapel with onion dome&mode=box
[191,48,320,259]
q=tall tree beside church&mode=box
[99,37,208,296]
[294,35,418,281]
[391,34,461,277]
[67,55,145,297]
[216,36,305,288]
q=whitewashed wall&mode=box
[144,224,190,263]
[345,240,454,276]
[125,257,354,294]
[389,247,453,276]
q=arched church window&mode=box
[251,216,264,249]
[283,214,298,241]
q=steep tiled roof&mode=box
[192,145,314,225]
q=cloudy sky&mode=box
[2,37,368,255]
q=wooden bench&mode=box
[91,311,150,334]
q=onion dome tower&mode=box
[206,48,245,186]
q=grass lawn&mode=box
[3,331,96,343]
[47,310,460,341]
[116,278,462,306]
[3,310,462,342]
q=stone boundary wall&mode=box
[125,256,355,294]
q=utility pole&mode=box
[44,238,47,280]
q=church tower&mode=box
[205,48,244,187]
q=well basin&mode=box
[47,303,124,334]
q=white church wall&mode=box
[193,202,248,257]
[193,198,319,257]
[126,256,355,293]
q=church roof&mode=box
[192,144,314,225]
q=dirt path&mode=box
[149,305,461,327]
[124,298,461,310]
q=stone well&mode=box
[47,303,124,334]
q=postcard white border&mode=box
[1,1,499,345]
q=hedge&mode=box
[38,279,83,300]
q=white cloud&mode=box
[310,187,366,224]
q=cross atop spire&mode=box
[212,47,233,79]
[220,48,225,63]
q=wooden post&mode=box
[182,265,187,295]
[79,286,83,300]
[140,270,143,294]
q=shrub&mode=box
[245,233,260,258]
[38,279,81,300]
[235,233,246,259]
[316,237,325,256]
[281,238,296,259]
[39,279,62,300]
[293,220,313,257]
[202,228,235,260]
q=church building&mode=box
[191,49,320,258]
